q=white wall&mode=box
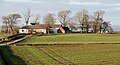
[42,29,46,34]
[33,29,46,34]
[19,28,47,34]
[19,29,29,33]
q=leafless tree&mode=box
[75,9,89,33]
[2,17,9,33]
[34,14,40,23]
[43,13,56,34]
[23,9,33,25]
[68,17,78,31]
[2,13,21,34]
[58,10,71,27]
[93,10,105,33]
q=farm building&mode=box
[19,22,46,34]
[19,23,68,34]
[57,26,72,33]
[19,24,46,34]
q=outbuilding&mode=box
[19,24,46,34]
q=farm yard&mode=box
[0,33,120,65]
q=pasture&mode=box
[0,34,11,38]
[18,33,120,44]
[0,33,120,65]
[0,44,120,65]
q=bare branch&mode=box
[58,10,71,27]
[34,14,40,23]
[44,13,56,34]
[2,13,21,34]
[23,9,33,25]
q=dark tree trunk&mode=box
[86,25,89,33]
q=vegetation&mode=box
[46,44,120,65]
[0,54,5,65]
[75,9,89,33]
[1,9,113,34]
[17,34,120,44]
[0,46,26,65]
[43,13,56,34]
[2,13,21,34]
[58,10,71,27]
[0,34,11,38]
[23,9,40,25]
[0,44,120,65]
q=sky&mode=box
[0,0,120,27]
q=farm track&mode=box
[39,47,76,65]
[45,47,76,65]
[0,34,32,46]
[24,47,45,65]
[38,48,64,65]
[11,46,62,65]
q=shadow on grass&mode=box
[0,46,27,65]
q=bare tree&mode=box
[1,25,8,33]
[2,13,21,34]
[33,14,40,23]
[75,9,89,33]
[23,9,33,25]
[68,17,78,31]
[43,13,56,34]
[93,10,105,33]
[2,16,9,33]
[58,10,71,27]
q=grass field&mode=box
[0,34,11,38]
[18,33,120,44]
[0,54,5,65]
[0,33,120,65]
[1,44,120,65]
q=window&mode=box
[22,30,24,32]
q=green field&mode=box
[0,34,120,65]
[1,44,120,65]
[0,54,5,65]
[0,34,11,38]
[18,34,120,44]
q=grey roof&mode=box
[20,24,61,29]
[21,25,45,29]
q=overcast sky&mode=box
[0,0,120,26]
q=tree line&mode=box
[1,9,113,34]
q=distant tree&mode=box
[2,13,21,34]
[23,9,33,25]
[2,17,9,33]
[43,13,56,34]
[1,25,8,33]
[75,9,89,33]
[68,17,78,31]
[23,9,41,25]
[101,21,113,33]
[93,10,105,33]
[58,10,71,27]
[33,14,40,23]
